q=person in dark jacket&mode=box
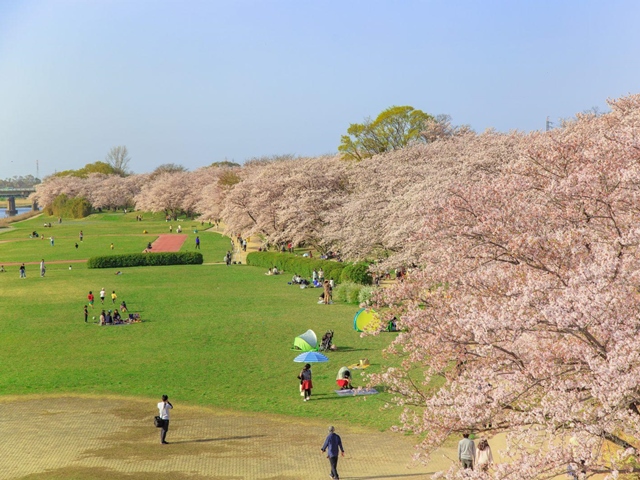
[321,426,345,479]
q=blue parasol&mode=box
[294,351,329,363]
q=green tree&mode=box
[338,106,433,161]
[52,161,117,178]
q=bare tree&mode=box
[105,146,131,176]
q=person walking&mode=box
[40,259,46,277]
[100,288,106,304]
[87,291,94,308]
[111,290,117,304]
[475,437,494,472]
[458,433,476,470]
[19,263,26,278]
[84,305,88,323]
[49,236,54,246]
[79,230,83,242]
[157,395,173,444]
[298,363,313,401]
[195,236,200,249]
[321,426,345,479]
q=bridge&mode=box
[0,187,38,216]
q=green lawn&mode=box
[0,213,402,430]
[0,213,228,264]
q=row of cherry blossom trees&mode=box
[31,94,640,476]
[373,94,640,478]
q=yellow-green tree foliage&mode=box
[52,161,117,178]
[339,106,433,161]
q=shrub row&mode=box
[88,252,203,269]
[246,252,372,285]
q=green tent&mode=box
[293,329,318,351]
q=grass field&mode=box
[0,212,229,264]
[0,212,402,431]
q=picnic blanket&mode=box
[335,388,378,397]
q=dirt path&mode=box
[150,234,188,252]
[0,395,443,479]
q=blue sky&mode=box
[1,0,638,178]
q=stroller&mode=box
[319,330,334,351]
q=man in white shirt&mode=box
[157,395,173,444]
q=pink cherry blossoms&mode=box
[371,95,640,477]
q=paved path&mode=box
[0,395,438,479]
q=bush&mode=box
[333,282,348,303]
[357,286,375,304]
[340,263,373,285]
[46,194,92,218]
[333,283,376,304]
[332,282,361,304]
[88,252,203,269]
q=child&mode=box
[111,290,117,304]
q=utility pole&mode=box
[36,159,39,180]
[546,116,553,132]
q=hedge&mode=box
[246,252,372,285]
[87,252,203,269]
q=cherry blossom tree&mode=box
[195,166,240,221]
[89,174,137,211]
[221,156,350,251]
[134,171,194,219]
[31,174,86,207]
[326,128,516,265]
[371,94,640,478]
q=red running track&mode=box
[150,234,188,252]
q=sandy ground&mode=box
[0,395,456,480]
